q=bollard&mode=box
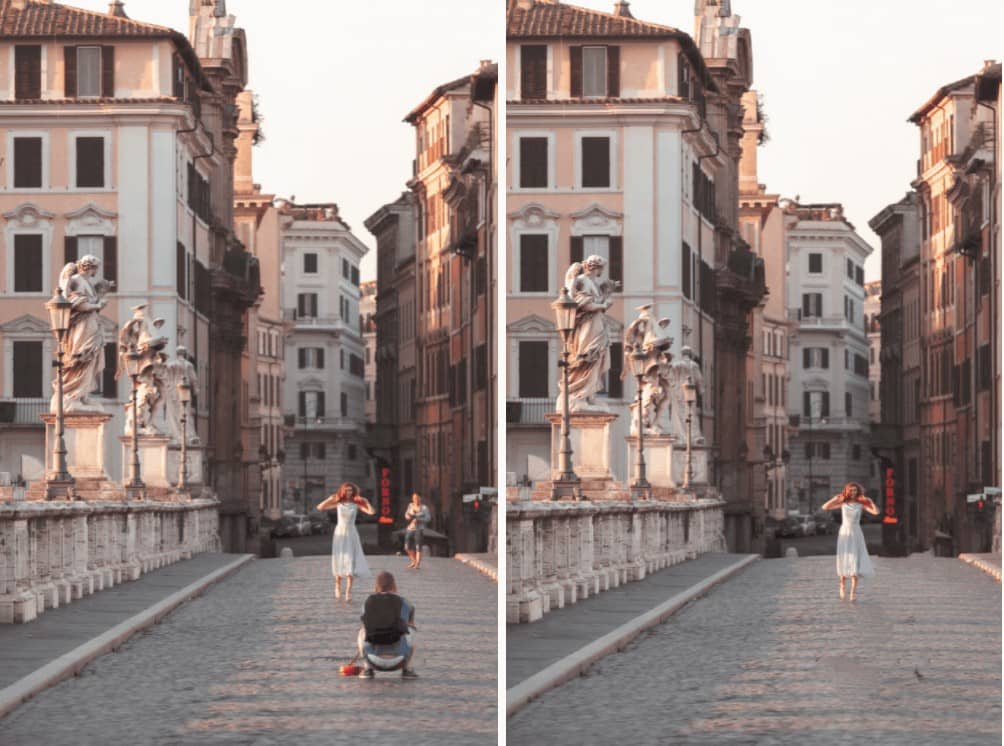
[279,547,294,559]
[785,547,798,558]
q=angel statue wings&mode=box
[51,255,114,413]
[559,255,620,412]
[117,305,169,435]
[622,304,674,434]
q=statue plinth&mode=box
[120,434,172,488]
[546,410,618,482]
[167,443,204,487]
[625,433,677,488]
[673,443,710,485]
[41,412,113,482]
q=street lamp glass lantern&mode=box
[683,376,698,404]
[45,289,72,339]
[629,348,648,378]
[551,287,577,342]
[177,379,192,405]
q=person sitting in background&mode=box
[357,571,417,679]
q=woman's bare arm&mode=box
[355,497,376,515]
[819,495,842,511]
[315,495,338,511]
[862,497,880,515]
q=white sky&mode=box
[73,0,501,280]
[571,0,1002,280]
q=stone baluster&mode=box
[0,518,36,623]
[555,513,577,606]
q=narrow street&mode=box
[509,554,1001,746]
[0,556,497,745]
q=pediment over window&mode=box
[507,202,560,226]
[3,203,55,228]
[64,203,118,236]
[569,203,624,236]
[803,377,829,390]
[0,314,50,335]
[298,377,325,390]
[507,314,555,335]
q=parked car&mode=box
[271,514,310,538]
[813,509,836,535]
[308,512,328,535]
[798,515,816,537]
[776,517,802,538]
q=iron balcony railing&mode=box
[0,398,47,426]
[506,398,555,426]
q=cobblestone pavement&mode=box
[1,556,497,745]
[509,555,1001,746]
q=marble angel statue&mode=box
[667,345,706,444]
[622,304,674,434]
[117,305,169,436]
[559,255,620,412]
[51,255,114,413]
[164,346,200,445]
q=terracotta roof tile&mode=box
[1,0,175,38]
[507,0,683,39]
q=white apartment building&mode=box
[786,202,874,511]
[865,280,882,423]
[280,203,368,513]
[360,280,377,426]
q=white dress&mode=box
[331,502,370,578]
[835,501,875,578]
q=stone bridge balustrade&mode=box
[506,495,726,623]
[0,499,221,624]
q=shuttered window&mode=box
[808,253,822,273]
[176,243,187,299]
[76,46,102,97]
[297,293,318,318]
[103,236,117,284]
[608,236,623,286]
[571,45,619,98]
[518,341,549,398]
[581,136,610,188]
[12,341,44,398]
[520,45,547,99]
[14,46,41,100]
[13,137,42,188]
[340,392,348,417]
[102,342,118,397]
[303,253,318,274]
[802,293,823,318]
[76,137,105,188]
[607,342,623,399]
[65,236,79,264]
[570,236,583,265]
[519,234,548,292]
[14,234,43,292]
[519,137,548,188]
[682,242,692,300]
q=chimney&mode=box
[613,1,633,17]
[108,1,128,17]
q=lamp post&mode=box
[177,379,192,494]
[683,375,698,488]
[123,346,145,499]
[45,288,74,499]
[551,287,579,500]
[629,347,650,499]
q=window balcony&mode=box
[284,414,363,432]
[506,398,555,427]
[0,398,46,427]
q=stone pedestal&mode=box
[41,412,113,481]
[626,433,677,488]
[167,443,204,487]
[120,434,172,488]
[672,444,709,485]
[546,411,618,481]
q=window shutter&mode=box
[298,391,306,417]
[310,294,318,317]
[609,236,623,285]
[608,342,623,398]
[298,348,306,369]
[821,392,830,417]
[176,243,186,298]
[15,46,41,99]
[519,137,548,188]
[64,236,79,265]
[606,45,620,97]
[103,236,117,284]
[803,348,810,369]
[64,46,78,97]
[316,348,324,369]
[12,341,44,398]
[570,46,583,97]
[570,235,584,265]
[102,342,118,397]
[297,294,305,317]
[802,294,810,317]
[803,391,811,417]
[519,234,549,292]
[76,137,105,188]
[521,45,547,99]
[581,137,610,188]
[318,391,326,417]
[14,234,43,292]
[682,242,692,299]
[821,348,829,369]
[518,341,549,398]
[13,137,42,188]
[101,46,115,97]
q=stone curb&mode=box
[506,553,759,718]
[454,553,498,583]
[0,553,254,720]
[958,553,1003,583]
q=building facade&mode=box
[785,202,874,514]
[405,62,497,552]
[360,280,377,426]
[901,61,1001,553]
[280,202,368,515]
[506,0,764,549]
[0,0,261,550]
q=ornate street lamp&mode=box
[551,286,580,500]
[177,379,192,494]
[123,346,145,499]
[45,288,74,499]
[629,347,650,499]
[682,375,698,488]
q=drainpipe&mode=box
[975,92,998,485]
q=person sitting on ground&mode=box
[404,493,432,569]
[357,570,417,679]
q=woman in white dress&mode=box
[316,483,375,603]
[820,482,879,601]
